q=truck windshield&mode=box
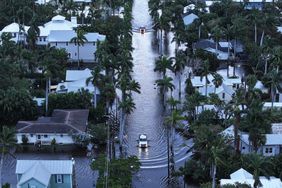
[140,138,147,141]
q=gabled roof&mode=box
[241,134,282,146]
[16,160,73,174]
[52,15,66,21]
[230,168,253,179]
[221,168,282,188]
[17,109,89,134]
[1,23,29,33]
[18,161,51,186]
[183,13,199,26]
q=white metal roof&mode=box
[183,13,199,26]
[230,168,253,179]
[241,134,282,146]
[221,178,282,188]
[18,161,51,186]
[1,23,29,33]
[219,42,232,48]
[16,160,73,175]
[66,68,92,81]
[221,168,282,188]
[48,30,105,42]
[277,27,282,34]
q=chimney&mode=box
[71,17,77,26]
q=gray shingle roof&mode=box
[16,109,89,134]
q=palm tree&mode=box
[210,140,225,188]
[198,60,212,97]
[246,9,261,44]
[164,110,185,183]
[265,69,282,109]
[166,97,180,111]
[70,28,88,68]
[222,24,234,78]
[244,153,274,188]
[172,50,186,101]
[0,126,17,187]
[210,26,223,53]
[155,76,175,106]
[27,15,40,50]
[86,66,105,108]
[212,73,223,93]
[154,56,173,78]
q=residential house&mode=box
[48,30,105,62]
[205,0,276,11]
[221,125,282,156]
[191,74,242,102]
[220,168,282,187]
[0,22,29,43]
[193,39,233,61]
[37,15,77,45]
[1,15,106,63]
[56,68,100,105]
[16,160,74,188]
[16,109,89,145]
[240,134,282,156]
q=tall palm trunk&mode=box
[166,125,170,182]
[234,112,240,154]
[0,149,4,187]
[212,163,217,188]
[178,72,181,102]
[233,40,237,77]
[260,30,265,47]
[77,45,80,68]
[45,77,50,116]
[94,87,97,108]
[254,23,257,44]
[227,41,230,78]
[205,76,208,97]
[170,125,175,172]
[160,30,163,55]
[271,84,275,109]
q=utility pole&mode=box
[167,125,170,185]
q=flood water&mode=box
[126,0,192,187]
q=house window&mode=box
[93,42,96,46]
[265,147,273,153]
[75,52,77,56]
[13,33,16,37]
[43,37,46,42]
[44,135,48,138]
[39,37,42,41]
[56,174,63,183]
[222,93,225,99]
[242,147,245,150]
[60,134,64,137]
[55,42,57,46]
[276,94,280,102]
[30,134,33,137]
[37,135,41,139]
[66,42,68,46]
[68,53,71,58]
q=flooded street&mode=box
[126,0,191,187]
